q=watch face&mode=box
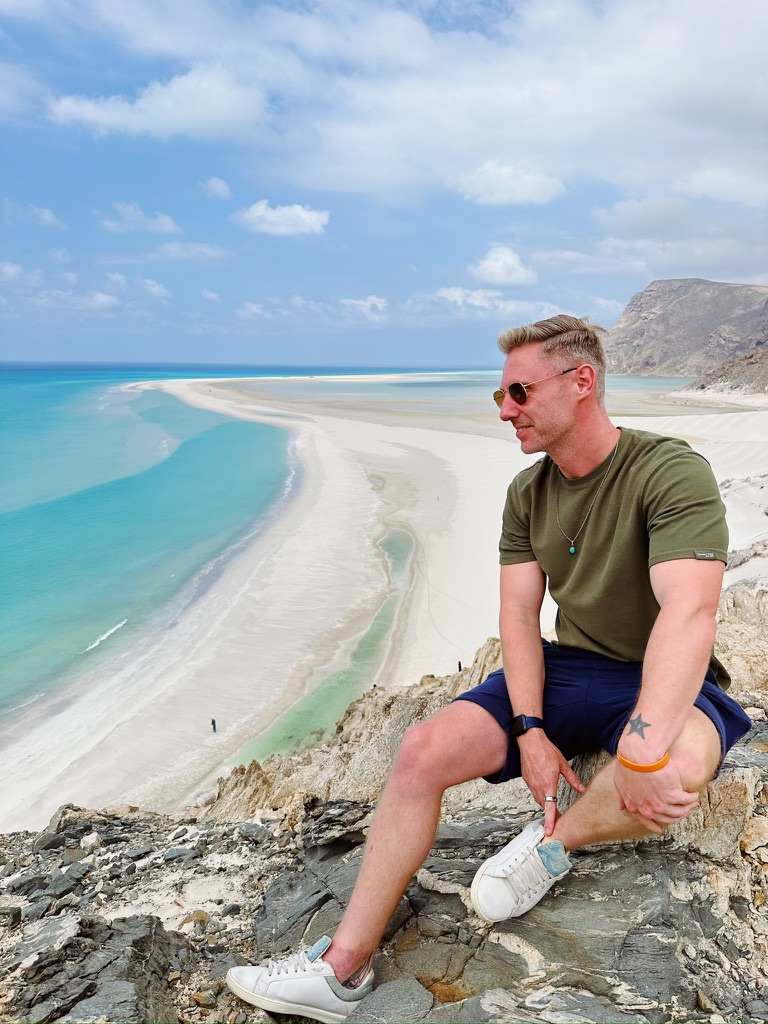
[511,715,543,737]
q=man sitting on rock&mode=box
[226,314,751,1023]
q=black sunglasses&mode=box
[493,367,578,408]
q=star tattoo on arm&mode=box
[628,713,651,738]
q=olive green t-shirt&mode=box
[499,427,730,687]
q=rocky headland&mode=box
[1,576,768,1024]
[675,348,768,398]
[604,279,768,376]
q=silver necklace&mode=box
[555,435,620,555]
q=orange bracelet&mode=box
[616,751,671,773]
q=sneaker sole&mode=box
[469,861,507,924]
[226,969,350,1024]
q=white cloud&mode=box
[201,176,232,199]
[0,261,24,282]
[148,241,229,261]
[49,248,73,263]
[533,229,768,283]
[231,200,330,236]
[409,287,550,321]
[433,288,504,310]
[58,270,77,285]
[469,246,537,286]
[49,64,266,142]
[676,167,768,208]
[33,289,121,311]
[138,277,171,300]
[593,297,624,317]
[235,301,266,318]
[594,198,697,240]
[106,272,127,289]
[99,201,181,234]
[30,205,66,228]
[340,295,388,321]
[201,288,221,302]
[455,163,566,206]
[291,295,334,315]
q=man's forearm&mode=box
[498,562,547,715]
[500,615,546,715]
[618,603,717,763]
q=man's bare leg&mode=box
[549,707,722,851]
[324,700,508,981]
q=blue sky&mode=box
[1,0,766,367]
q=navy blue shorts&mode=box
[454,640,752,785]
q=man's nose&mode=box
[499,391,522,420]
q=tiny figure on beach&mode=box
[211,718,216,733]
[225,314,750,1024]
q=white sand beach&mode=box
[1,380,767,834]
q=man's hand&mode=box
[518,730,585,836]
[613,758,699,832]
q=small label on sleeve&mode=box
[695,551,717,559]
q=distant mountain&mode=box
[679,346,768,395]
[603,279,768,375]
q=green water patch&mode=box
[230,527,414,766]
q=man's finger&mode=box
[562,761,586,793]
[543,799,558,836]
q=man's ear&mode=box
[574,363,596,396]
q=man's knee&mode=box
[391,718,445,787]
[672,708,722,793]
[673,744,719,794]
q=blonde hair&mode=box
[497,314,607,400]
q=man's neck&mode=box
[552,421,620,480]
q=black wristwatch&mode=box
[510,715,545,738]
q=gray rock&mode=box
[2,915,183,1024]
[46,861,90,898]
[122,844,153,861]
[347,975,434,1022]
[7,872,50,897]
[0,906,22,928]
[253,868,332,951]
[162,845,201,862]
[57,980,145,1022]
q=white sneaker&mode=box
[226,935,373,1024]
[470,821,571,923]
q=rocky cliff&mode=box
[677,347,768,396]
[603,279,768,376]
[1,579,768,1023]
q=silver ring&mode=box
[544,796,557,802]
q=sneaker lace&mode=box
[502,849,550,895]
[266,950,323,977]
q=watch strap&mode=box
[510,714,545,737]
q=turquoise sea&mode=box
[0,363,490,725]
[0,365,692,749]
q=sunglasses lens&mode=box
[509,383,527,404]
[493,390,504,407]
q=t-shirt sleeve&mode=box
[645,450,728,567]
[499,477,538,565]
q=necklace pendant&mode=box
[569,545,576,555]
